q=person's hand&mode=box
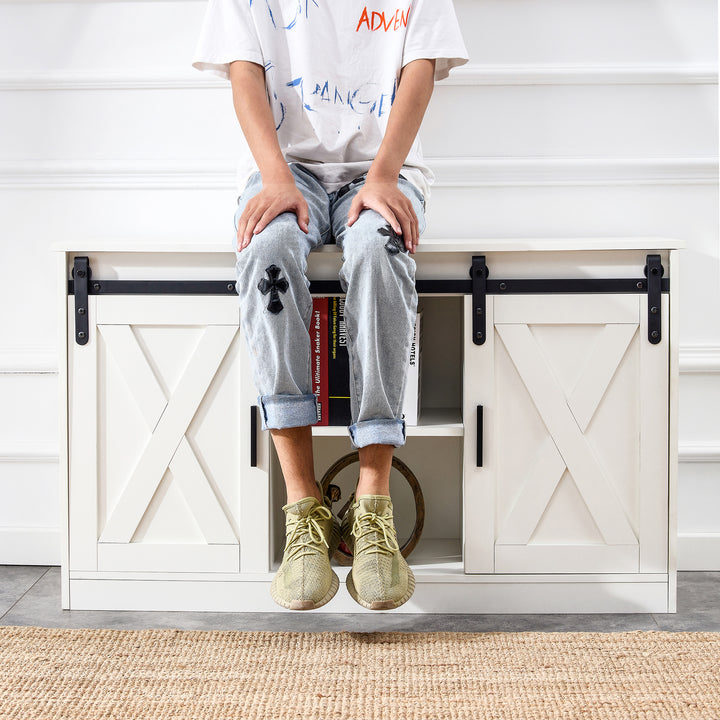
[236,182,309,251]
[347,179,419,254]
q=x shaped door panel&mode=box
[98,324,238,544]
[495,322,639,547]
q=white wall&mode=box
[0,0,718,568]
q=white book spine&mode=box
[402,310,422,425]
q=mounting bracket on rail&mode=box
[72,256,90,346]
[645,254,663,345]
[470,255,487,346]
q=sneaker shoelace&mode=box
[285,505,332,561]
[352,511,400,556]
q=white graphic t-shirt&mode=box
[191,0,468,198]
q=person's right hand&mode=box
[236,182,310,251]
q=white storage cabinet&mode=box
[56,238,682,613]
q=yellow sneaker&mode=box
[342,495,415,610]
[271,495,341,610]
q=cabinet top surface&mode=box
[51,236,685,253]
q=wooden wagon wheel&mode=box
[320,451,425,566]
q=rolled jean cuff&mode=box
[348,418,407,449]
[258,393,318,431]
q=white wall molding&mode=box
[0,71,220,92]
[0,160,232,190]
[0,157,716,190]
[1,439,717,466]
[0,64,716,92]
[0,442,59,463]
[2,343,719,466]
[442,64,718,87]
[0,347,57,374]
[3,344,720,377]
[679,345,720,374]
[679,445,720,464]
[430,157,718,188]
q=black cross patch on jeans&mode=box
[258,264,289,314]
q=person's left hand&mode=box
[347,180,419,254]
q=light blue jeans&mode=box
[233,163,424,448]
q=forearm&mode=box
[229,61,309,248]
[229,60,292,184]
[367,58,436,182]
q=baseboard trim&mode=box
[0,527,61,565]
[677,533,720,571]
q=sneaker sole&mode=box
[270,569,340,611]
[346,566,416,610]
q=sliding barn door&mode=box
[67,295,269,575]
[463,293,668,574]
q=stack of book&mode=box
[310,297,422,426]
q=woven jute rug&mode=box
[1,626,719,720]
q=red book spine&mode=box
[311,297,329,425]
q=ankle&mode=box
[355,479,390,497]
[285,479,322,505]
[356,443,393,498]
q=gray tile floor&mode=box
[1,566,718,632]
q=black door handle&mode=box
[250,405,258,468]
[477,405,483,467]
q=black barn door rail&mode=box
[69,254,669,346]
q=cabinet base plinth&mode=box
[66,576,672,614]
